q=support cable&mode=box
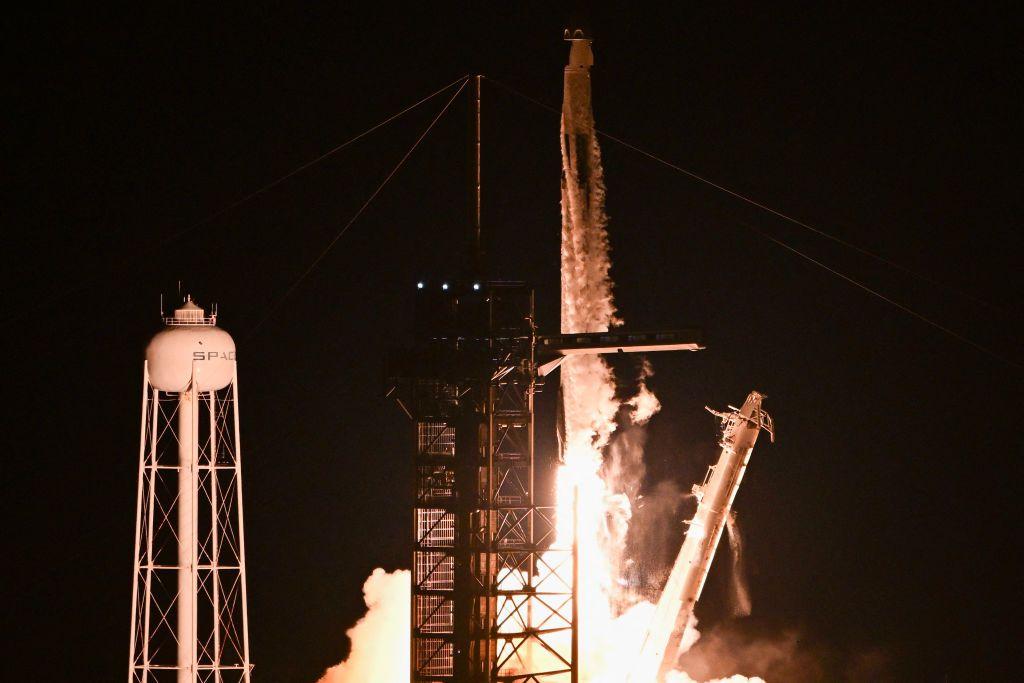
[742,220,1020,370]
[486,77,1018,370]
[156,74,471,249]
[5,74,470,323]
[485,77,1005,315]
[246,77,471,337]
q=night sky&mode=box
[6,5,1021,681]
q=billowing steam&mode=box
[317,569,409,683]
[626,360,662,426]
[666,673,766,683]
[675,623,822,683]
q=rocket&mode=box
[632,391,774,682]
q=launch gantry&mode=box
[387,280,701,682]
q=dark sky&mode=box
[6,4,1021,682]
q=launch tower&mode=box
[389,277,576,682]
[389,280,701,682]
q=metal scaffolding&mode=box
[391,281,576,683]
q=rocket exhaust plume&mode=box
[558,31,628,678]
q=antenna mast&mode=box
[469,74,483,277]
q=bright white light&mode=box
[473,283,481,291]
[442,283,449,291]
[416,282,424,289]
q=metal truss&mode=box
[399,282,576,683]
[128,363,252,683]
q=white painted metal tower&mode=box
[128,297,253,683]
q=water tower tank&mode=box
[145,296,236,392]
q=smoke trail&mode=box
[558,35,629,679]
[725,512,752,618]
[558,37,677,681]
[317,569,410,683]
[560,39,619,337]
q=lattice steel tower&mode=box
[383,73,577,683]
[389,279,576,682]
[128,297,253,683]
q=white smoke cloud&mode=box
[674,622,825,683]
[602,359,665,613]
[625,359,662,426]
[559,40,633,680]
[317,569,410,683]
[665,673,766,683]
[560,40,619,337]
[661,616,766,683]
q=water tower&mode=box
[127,296,253,683]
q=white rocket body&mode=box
[633,391,773,682]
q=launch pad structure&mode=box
[387,61,704,681]
[388,280,702,682]
[389,279,565,682]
